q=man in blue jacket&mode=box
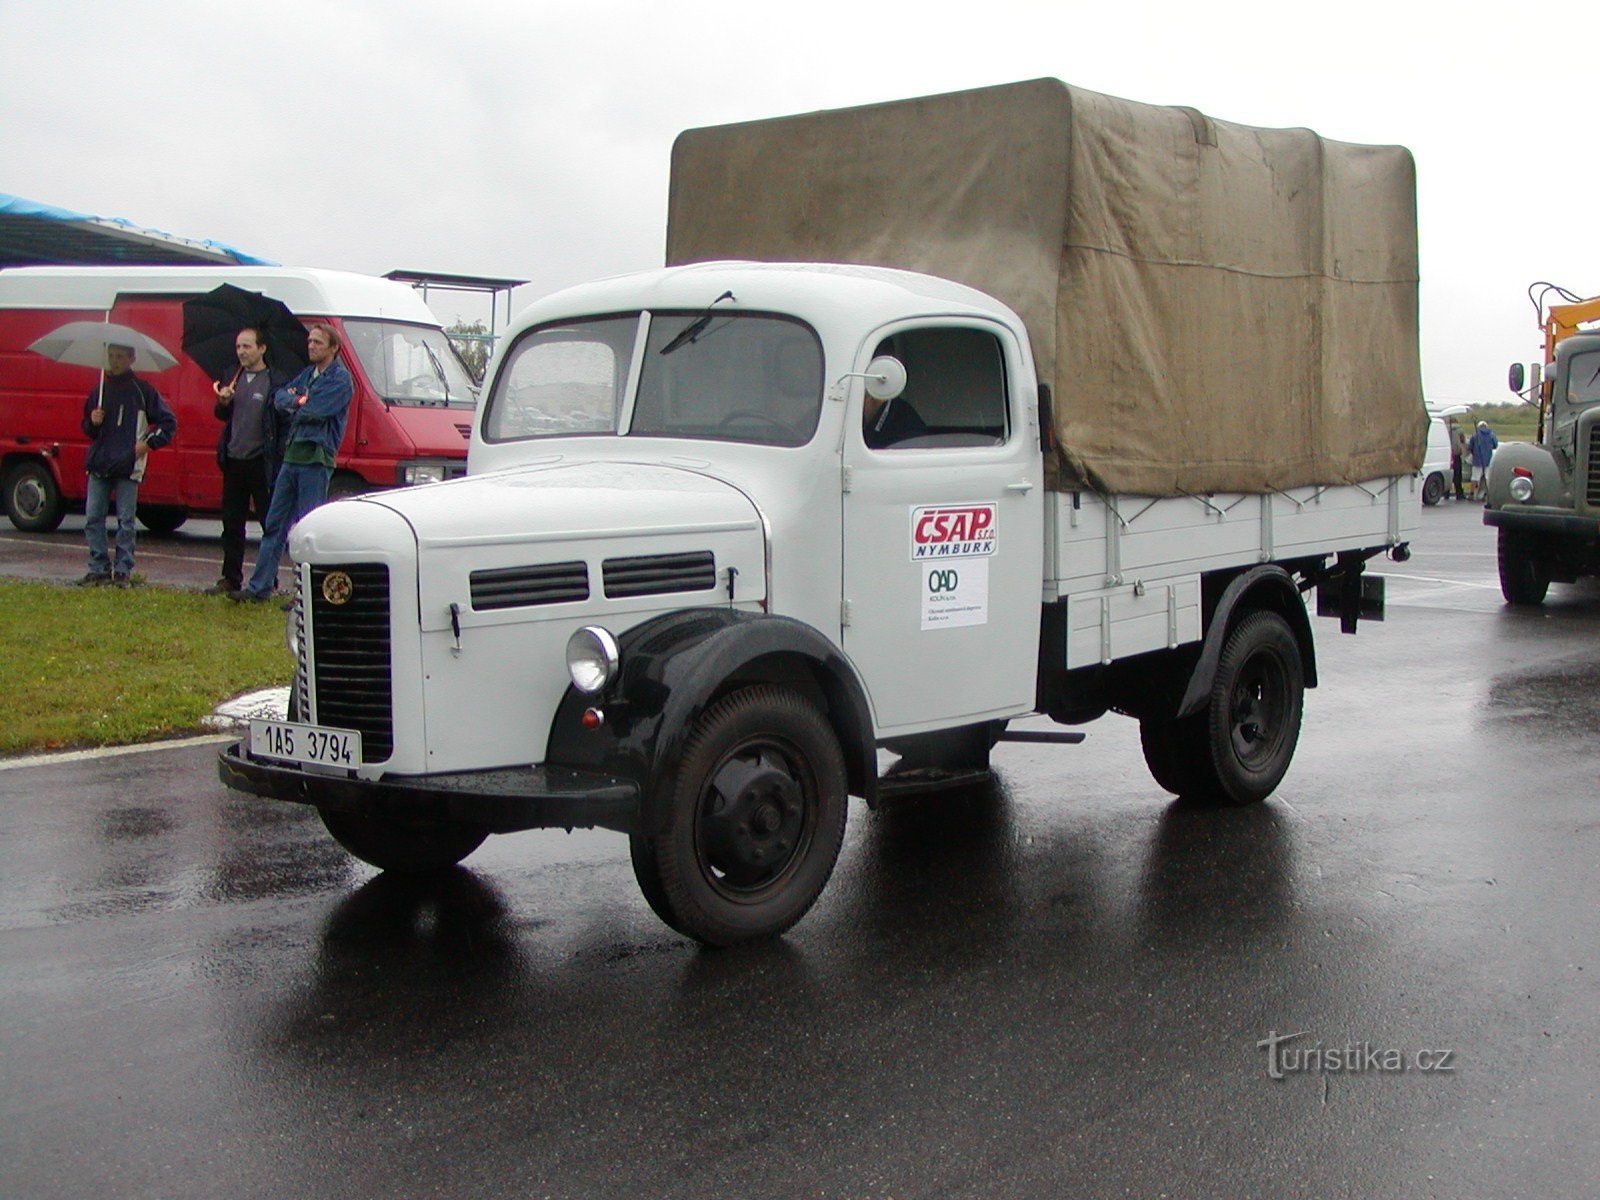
[231,323,352,601]
[78,343,178,587]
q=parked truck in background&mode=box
[0,266,477,533]
[1486,283,1600,603]
[219,79,1425,945]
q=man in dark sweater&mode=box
[208,327,291,594]
[78,344,178,587]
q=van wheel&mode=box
[1148,611,1304,806]
[629,685,847,946]
[320,809,487,873]
[1497,529,1549,606]
[136,504,188,535]
[327,472,368,501]
[1422,472,1446,506]
[3,460,65,532]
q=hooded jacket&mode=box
[80,373,177,480]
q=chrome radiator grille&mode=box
[308,563,393,762]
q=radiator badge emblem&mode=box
[322,571,354,606]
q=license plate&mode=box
[249,719,362,769]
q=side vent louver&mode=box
[470,562,590,611]
[603,551,717,598]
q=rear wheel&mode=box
[1497,529,1549,606]
[1144,611,1304,806]
[320,809,487,873]
[3,460,64,532]
[629,685,848,946]
[1422,471,1446,506]
[136,504,188,534]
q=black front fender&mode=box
[545,609,877,832]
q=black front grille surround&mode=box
[308,563,393,763]
[602,551,717,599]
[1586,425,1600,508]
[470,561,589,611]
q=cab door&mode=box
[841,320,1044,735]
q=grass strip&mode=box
[0,579,293,756]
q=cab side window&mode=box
[863,327,1008,450]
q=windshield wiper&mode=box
[659,290,735,356]
[422,342,452,403]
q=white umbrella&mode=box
[27,320,179,373]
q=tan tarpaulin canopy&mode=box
[666,78,1425,496]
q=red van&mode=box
[0,266,476,532]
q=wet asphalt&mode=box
[2,499,1597,1199]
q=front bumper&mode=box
[217,742,642,835]
[1484,507,1600,541]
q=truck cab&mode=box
[1487,325,1600,604]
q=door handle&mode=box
[1006,480,1034,493]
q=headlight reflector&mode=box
[566,626,620,694]
[1509,475,1534,502]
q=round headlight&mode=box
[566,626,620,695]
[1509,475,1534,502]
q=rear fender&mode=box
[1175,566,1316,720]
[545,609,877,832]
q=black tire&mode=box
[136,504,188,535]
[3,460,65,532]
[1151,611,1304,806]
[320,808,487,874]
[1139,716,1204,797]
[1422,472,1446,506]
[327,472,369,501]
[629,685,848,946]
[1497,529,1549,606]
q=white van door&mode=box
[841,321,1044,735]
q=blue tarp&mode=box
[0,192,275,267]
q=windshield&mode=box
[483,311,823,447]
[1567,349,1600,407]
[344,319,478,408]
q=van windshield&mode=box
[483,311,823,447]
[344,319,477,409]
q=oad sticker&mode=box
[910,503,997,560]
[921,558,990,630]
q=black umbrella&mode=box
[182,284,309,383]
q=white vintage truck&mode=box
[219,80,1426,945]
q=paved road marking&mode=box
[0,733,236,772]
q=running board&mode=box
[996,730,1087,744]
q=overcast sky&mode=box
[3,0,1595,406]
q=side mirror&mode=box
[1508,362,1525,394]
[864,356,907,402]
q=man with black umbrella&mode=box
[206,326,293,595]
[231,323,353,603]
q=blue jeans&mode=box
[85,475,138,577]
[244,461,330,596]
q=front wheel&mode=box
[3,460,64,532]
[1422,472,1446,506]
[320,808,487,873]
[1497,529,1549,606]
[629,685,848,946]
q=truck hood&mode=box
[357,459,764,550]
